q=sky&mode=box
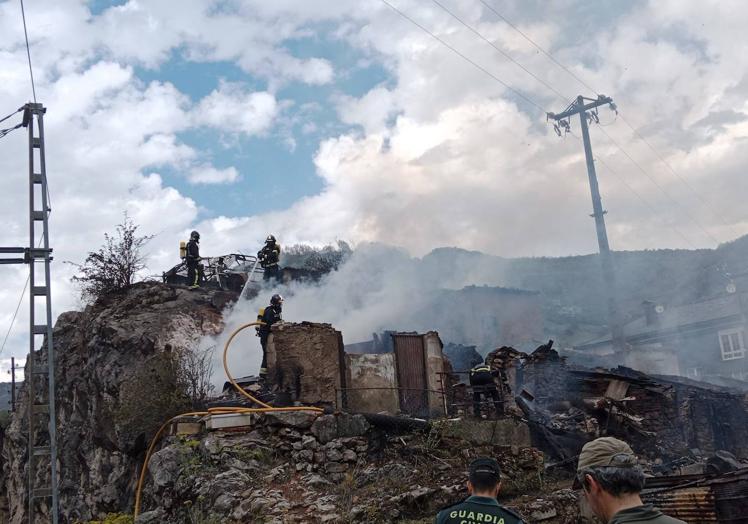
[1,0,748,377]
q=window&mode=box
[718,329,746,361]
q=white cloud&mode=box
[187,165,240,185]
[2,0,748,372]
[194,82,279,136]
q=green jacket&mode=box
[435,495,525,524]
[609,504,686,524]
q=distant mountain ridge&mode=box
[421,235,748,346]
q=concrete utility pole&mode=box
[9,356,23,412]
[548,95,625,351]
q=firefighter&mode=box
[469,360,503,418]
[436,458,525,524]
[186,230,202,289]
[257,294,283,376]
[258,234,281,283]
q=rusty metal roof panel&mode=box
[643,487,717,522]
[642,469,748,523]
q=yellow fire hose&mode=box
[133,322,324,517]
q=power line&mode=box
[478,0,599,95]
[477,0,739,240]
[0,121,24,140]
[379,0,546,113]
[435,1,723,245]
[0,236,44,357]
[567,129,696,249]
[0,107,23,125]
[594,155,696,249]
[0,273,30,357]
[430,0,571,103]
[617,113,741,238]
[596,125,722,245]
[19,0,37,103]
[383,0,721,248]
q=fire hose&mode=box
[133,321,323,517]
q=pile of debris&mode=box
[480,341,748,469]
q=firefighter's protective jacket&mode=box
[258,305,282,336]
[258,242,280,268]
[186,239,200,262]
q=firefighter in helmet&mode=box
[469,360,503,417]
[186,230,203,289]
[257,294,283,376]
[258,234,281,283]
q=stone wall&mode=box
[267,322,345,408]
[344,353,399,413]
[424,332,447,416]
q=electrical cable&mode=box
[19,0,37,103]
[0,107,23,125]
[0,236,45,357]
[567,129,697,249]
[0,275,30,357]
[478,0,599,96]
[0,122,24,140]
[133,321,324,518]
[594,156,696,249]
[424,1,722,245]
[596,126,722,245]
[617,113,741,239]
[430,0,572,103]
[379,0,546,113]
[476,0,739,240]
[382,0,727,251]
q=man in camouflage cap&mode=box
[576,437,685,523]
[436,457,525,524]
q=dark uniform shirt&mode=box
[436,496,525,524]
[609,504,686,524]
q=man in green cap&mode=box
[576,437,685,523]
[436,457,525,524]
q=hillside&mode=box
[422,235,748,346]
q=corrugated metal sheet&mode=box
[644,487,717,522]
[393,334,428,417]
[642,469,748,523]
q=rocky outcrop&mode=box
[0,282,555,523]
[136,411,545,523]
[0,282,233,523]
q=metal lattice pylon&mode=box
[24,102,59,524]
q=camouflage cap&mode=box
[577,437,636,472]
[469,457,501,482]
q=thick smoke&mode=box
[204,243,510,388]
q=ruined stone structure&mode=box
[344,352,400,413]
[268,325,450,417]
[266,321,345,408]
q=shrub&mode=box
[68,212,153,303]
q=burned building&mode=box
[576,292,748,383]
[266,323,449,418]
[488,344,748,464]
